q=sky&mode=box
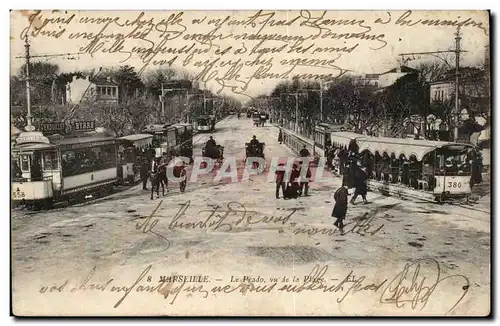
[10,10,490,102]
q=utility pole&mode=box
[266,96,280,124]
[454,27,461,142]
[300,80,334,124]
[15,42,86,127]
[160,82,165,122]
[399,26,466,142]
[23,35,35,132]
[281,92,307,133]
[203,94,218,115]
[162,87,193,123]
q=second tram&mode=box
[328,131,476,203]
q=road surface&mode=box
[11,115,490,316]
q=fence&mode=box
[279,126,315,156]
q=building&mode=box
[377,64,418,89]
[354,74,379,88]
[429,67,489,116]
[66,75,119,104]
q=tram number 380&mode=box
[447,182,462,188]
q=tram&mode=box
[11,131,119,209]
[329,131,476,203]
[142,123,194,161]
[312,123,345,158]
[117,134,154,184]
[194,115,215,132]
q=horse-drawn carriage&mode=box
[245,142,265,159]
[245,141,265,169]
[202,143,224,165]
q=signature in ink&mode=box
[379,258,470,314]
[135,200,171,250]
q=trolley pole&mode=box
[161,83,165,121]
[398,26,466,142]
[281,92,307,133]
[454,27,461,142]
[301,80,333,124]
[162,87,193,123]
[23,36,35,132]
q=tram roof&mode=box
[56,135,116,146]
[315,123,345,132]
[119,134,153,142]
[12,142,56,151]
[330,131,366,148]
[357,136,474,161]
[118,134,154,148]
[170,123,192,131]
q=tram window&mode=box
[20,155,30,172]
[42,151,59,170]
[61,145,117,177]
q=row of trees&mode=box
[11,62,240,136]
[255,60,489,141]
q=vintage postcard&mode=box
[10,10,490,316]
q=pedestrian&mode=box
[140,158,150,190]
[299,161,312,196]
[278,129,283,144]
[289,164,301,199]
[299,145,310,158]
[332,185,349,230]
[351,165,368,205]
[275,163,286,199]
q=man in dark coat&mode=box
[250,135,259,146]
[140,158,150,190]
[351,166,368,205]
[275,163,287,199]
[278,129,283,144]
[12,161,22,179]
[471,150,483,188]
[206,136,216,147]
[332,185,349,230]
[299,161,312,196]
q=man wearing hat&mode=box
[351,164,368,205]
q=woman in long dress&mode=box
[332,185,349,230]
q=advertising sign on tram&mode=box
[73,121,96,132]
[39,122,65,134]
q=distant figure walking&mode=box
[278,129,283,144]
[299,161,312,197]
[275,163,286,199]
[140,158,150,190]
[332,185,349,230]
[285,164,300,199]
[351,165,368,205]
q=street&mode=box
[12,115,490,316]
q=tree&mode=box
[414,61,450,83]
[122,97,157,133]
[143,68,177,96]
[113,65,143,103]
[381,73,429,137]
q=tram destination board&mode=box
[39,122,65,135]
[73,121,96,132]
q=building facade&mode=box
[377,65,418,89]
[66,76,119,104]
